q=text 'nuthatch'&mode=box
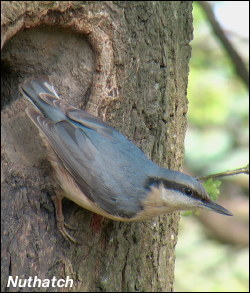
[20,77,232,242]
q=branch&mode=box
[197,165,249,181]
[197,1,249,89]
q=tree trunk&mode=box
[1,1,192,292]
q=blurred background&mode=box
[175,1,249,292]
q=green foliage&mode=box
[181,178,221,217]
[185,3,249,175]
[175,217,249,292]
[203,178,221,201]
[178,3,249,292]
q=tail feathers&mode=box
[20,77,66,122]
[20,76,59,102]
[25,107,52,133]
[21,77,118,140]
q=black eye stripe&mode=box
[145,177,206,201]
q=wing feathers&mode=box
[22,78,147,218]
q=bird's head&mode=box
[140,168,232,218]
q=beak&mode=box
[201,200,233,216]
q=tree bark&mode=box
[1,1,192,292]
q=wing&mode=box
[26,108,150,218]
[22,78,155,217]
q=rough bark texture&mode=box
[1,1,192,292]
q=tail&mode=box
[19,77,66,121]
[20,77,118,139]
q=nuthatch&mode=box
[20,77,232,242]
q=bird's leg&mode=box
[52,194,80,244]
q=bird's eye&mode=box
[183,188,193,196]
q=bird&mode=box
[19,77,233,242]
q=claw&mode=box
[52,195,81,244]
[63,222,78,231]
